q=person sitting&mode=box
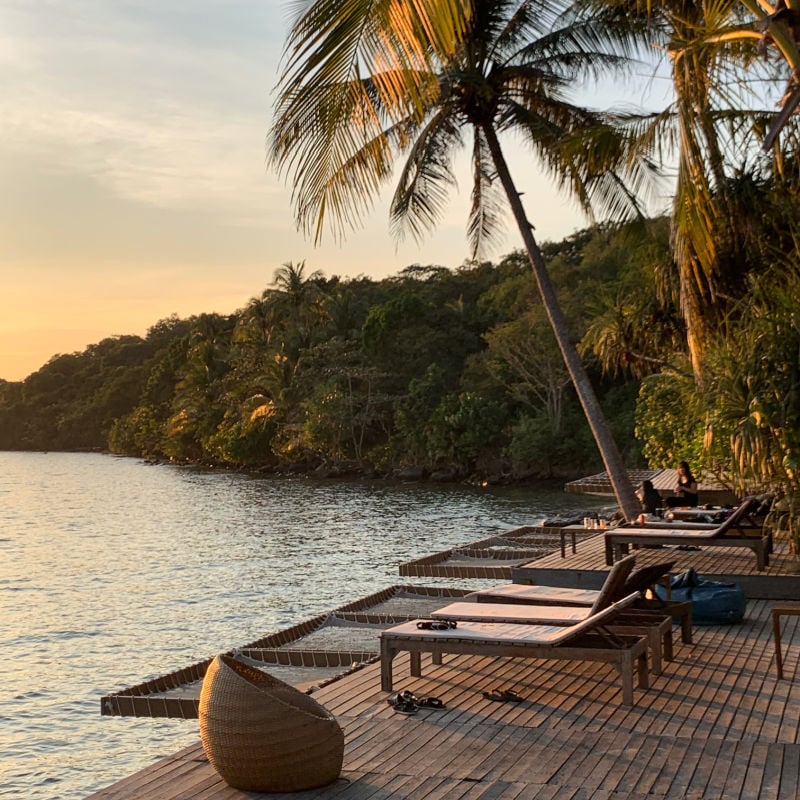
[665,461,699,507]
[636,479,663,515]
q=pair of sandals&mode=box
[481,687,525,703]
[416,619,457,631]
[387,690,446,714]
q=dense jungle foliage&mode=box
[0,220,670,482]
[2,193,799,503]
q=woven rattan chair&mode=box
[199,654,344,792]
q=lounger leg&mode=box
[410,652,422,677]
[381,639,396,691]
[663,627,674,662]
[648,628,662,675]
[773,610,785,680]
[680,608,693,645]
[637,650,649,690]
[620,651,635,705]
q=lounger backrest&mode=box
[618,561,675,599]
[546,591,640,645]
[711,497,756,537]
[588,554,637,614]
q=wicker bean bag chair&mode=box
[199,654,344,792]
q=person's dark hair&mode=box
[638,479,661,513]
[678,461,695,482]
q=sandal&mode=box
[386,693,419,714]
[417,696,446,709]
[482,688,524,703]
[416,620,457,631]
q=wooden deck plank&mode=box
[740,742,770,800]
[662,739,708,800]
[601,732,661,795]
[777,740,800,800]
[550,730,613,792]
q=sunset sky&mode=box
[0,1,670,382]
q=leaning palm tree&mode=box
[270,0,656,519]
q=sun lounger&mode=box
[380,593,650,705]
[467,561,693,645]
[604,498,771,570]
[625,497,766,533]
[429,600,672,675]
[468,559,666,607]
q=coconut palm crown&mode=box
[270,0,660,519]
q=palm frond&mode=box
[272,74,405,242]
[271,0,471,242]
[389,107,463,243]
[467,128,508,256]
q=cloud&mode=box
[0,1,285,224]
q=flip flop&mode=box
[417,696,446,709]
[387,691,416,705]
[416,620,457,630]
[386,694,418,714]
[482,688,524,703]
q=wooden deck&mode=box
[512,533,800,599]
[88,540,800,800]
[398,527,597,579]
[564,469,738,505]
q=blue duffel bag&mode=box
[654,567,746,625]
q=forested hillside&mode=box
[0,220,671,482]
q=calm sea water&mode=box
[0,451,605,800]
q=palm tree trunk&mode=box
[482,124,641,521]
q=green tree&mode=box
[603,0,800,382]
[426,391,509,474]
[165,314,235,460]
[270,0,657,518]
[482,310,571,432]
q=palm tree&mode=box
[269,0,656,519]
[618,0,800,381]
[271,260,325,308]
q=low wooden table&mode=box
[559,525,582,557]
[772,601,800,679]
[561,524,609,558]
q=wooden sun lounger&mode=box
[467,561,694,645]
[430,600,672,675]
[380,593,650,705]
[626,497,768,536]
[604,498,771,570]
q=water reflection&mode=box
[0,451,605,800]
